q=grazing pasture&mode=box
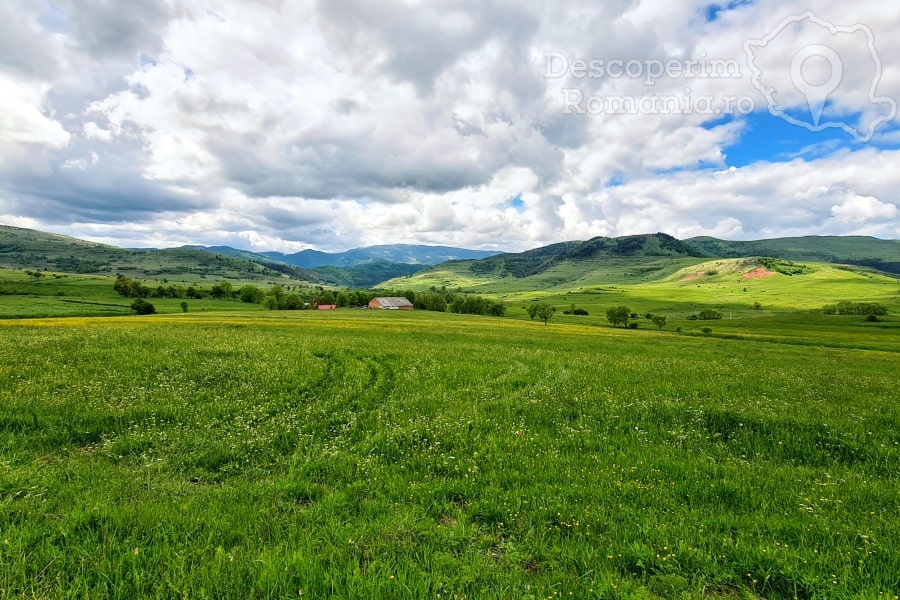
[1,311,897,598]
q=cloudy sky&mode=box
[1,0,898,252]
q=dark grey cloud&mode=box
[61,0,171,60]
[536,111,593,149]
[0,140,210,225]
[212,127,496,200]
[252,204,336,230]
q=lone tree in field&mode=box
[528,302,555,325]
[180,301,189,313]
[606,306,631,328]
[651,315,667,331]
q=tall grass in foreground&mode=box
[0,311,898,598]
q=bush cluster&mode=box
[130,299,156,315]
[689,309,723,321]
[823,301,888,316]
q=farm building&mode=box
[317,304,337,310]
[368,297,414,310]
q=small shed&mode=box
[317,304,337,311]
[368,297,414,310]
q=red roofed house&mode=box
[317,304,337,310]
[368,297,414,310]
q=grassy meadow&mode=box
[508,265,899,352]
[1,309,898,598]
[0,268,289,319]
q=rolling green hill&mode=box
[688,235,900,273]
[389,233,900,292]
[0,225,320,284]
[471,233,704,278]
[388,233,710,292]
[5,225,899,294]
[500,257,899,333]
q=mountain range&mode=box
[0,225,500,287]
[181,244,499,268]
[386,232,900,293]
[2,226,898,291]
[176,243,501,286]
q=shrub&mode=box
[688,314,699,321]
[701,327,712,335]
[573,308,589,316]
[698,309,723,320]
[131,299,156,315]
[866,315,879,322]
[627,322,639,329]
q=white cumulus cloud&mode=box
[0,0,897,251]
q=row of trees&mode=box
[243,285,508,316]
[606,306,667,330]
[688,309,723,321]
[375,289,506,317]
[823,301,888,316]
[449,295,506,317]
[114,275,205,300]
[115,277,344,310]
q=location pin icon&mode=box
[790,44,844,127]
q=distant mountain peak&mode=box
[264,244,501,268]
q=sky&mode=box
[1,0,898,253]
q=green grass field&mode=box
[494,260,900,353]
[389,257,709,293]
[0,268,301,319]
[1,310,898,598]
